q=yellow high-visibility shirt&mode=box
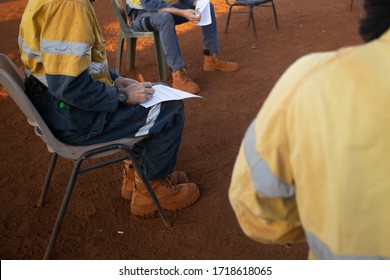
[19,0,112,87]
[229,28,390,259]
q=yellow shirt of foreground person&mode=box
[229,28,390,260]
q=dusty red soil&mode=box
[0,0,363,259]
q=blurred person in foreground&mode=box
[229,0,390,259]
[126,0,240,94]
[19,0,200,216]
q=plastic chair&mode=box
[350,0,364,18]
[0,53,172,259]
[111,0,167,82]
[224,0,279,37]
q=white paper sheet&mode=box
[141,84,203,108]
[195,0,212,26]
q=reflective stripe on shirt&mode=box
[25,68,48,87]
[19,35,41,62]
[243,120,295,198]
[306,231,390,260]
[40,39,91,57]
[20,36,109,84]
[89,60,109,75]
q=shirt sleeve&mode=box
[47,70,119,112]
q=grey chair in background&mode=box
[224,0,279,37]
[0,53,172,259]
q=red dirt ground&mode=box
[0,0,363,259]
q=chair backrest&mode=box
[0,54,35,125]
[0,53,56,149]
[0,53,146,160]
[111,0,131,32]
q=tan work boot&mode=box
[121,159,189,200]
[131,171,200,216]
[172,68,201,94]
[203,53,240,72]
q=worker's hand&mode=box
[182,9,201,24]
[122,82,154,105]
[113,76,138,88]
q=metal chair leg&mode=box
[116,34,125,74]
[126,38,138,72]
[37,153,58,208]
[272,1,279,31]
[43,159,82,260]
[154,34,168,83]
[224,7,234,34]
[351,0,363,18]
[43,144,172,259]
[127,151,172,228]
[249,7,257,37]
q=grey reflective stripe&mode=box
[41,40,108,75]
[135,103,161,137]
[19,35,42,62]
[89,60,109,75]
[243,120,295,198]
[25,69,48,87]
[40,39,91,57]
[34,75,48,87]
[21,36,107,78]
[306,231,389,260]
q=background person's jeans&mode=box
[128,2,220,72]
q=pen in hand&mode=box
[138,73,153,89]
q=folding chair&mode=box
[224,0,279,37]
[350,0,364,18]
[111,0,167,82]
[0,53,172,259]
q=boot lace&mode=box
[163,177,179,191]
[177,69,191,82]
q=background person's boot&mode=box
[131,171,200,216]
[172,68,201,94]
[203,53,240,72]
[121,160,189,200]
